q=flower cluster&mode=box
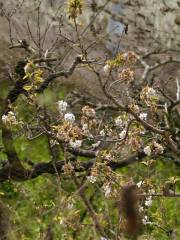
[114,116,123,128]
[118,68,134,83]
[139,112,147,121]
[81,106,96,135]
[153,141,164,154]
[130,103,140,113]
[140,86,158,106]
[62,162,74,175]
[123,51,137,65]
[24,60,35,74]
[119,129,126,140]
[142,215,152,225]
[64,113,75,123]
[103,64,111,74]
[58,100,68,114]
[136,181,143,188]
[87,175,97,183]
[56,122,82,143]
[143,142,164,156]
[69,139,82,149]
[82,106,96,118]
[143,146,151,156]
[1,111,18,127]
[102,183,112,198]
[145,196,153,207]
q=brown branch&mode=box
[0,152,146,183]
[36,56,96,93]
[9,39,36,54]
[135,52,180,82]
[72,172,106,237]
[139,193,180,198]
[93,69,165,135]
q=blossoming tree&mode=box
[0,0,179,239]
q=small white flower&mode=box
[1,111,17,126]
[2,114,9,125]
[64,113,75,123]
[139,206,144,212]
[67,202,74,210]
[142,215,152,225]
[50,139,59,147]
[82,124,88,131]
[101,237,109,240]
[145,196,152,207]
[115,116,123,128]
[59,218,67,228]
[100,129,106,137]
[137,181,143,188]
[24,61,34,74]
[139,113,147,121]
[140,130,146,135]
[148,189,155,194]
[103,184,111,198]
[132,104,140,113]
[144,146,151,156]
[147,87,156,98]
[58,100,68,113]
[103,64,111,74]
[92,141,101,148]
[154,142,164,154]
[82,124,93,137]
[87,175,97,183]
[69,139,82,149]
[119,129,126,139]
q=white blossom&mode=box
[154,142,164,154]
[58,100,68,113]
[103,64,111,74]
[67,198,74,209]
[119,129,126,139]
[2,115,9,125]
[137,181,143,188]
[146,87,157,98]
[100,129,106,137]
[64,113,75,123]
[50,139,59,147]
[87,175,97,183]
[1,111,18,126]
[148,189,155,194]
[82,124,93,137]
[67,202,74,209]
[103,184,111,198]
[115,116,123,128]
[24,61,34,74]
[82,124,88,131]
[92,141,101,149]
[144,146,151,156]
[142,215,152,225]
[139,113,147,121]
[139,206,144,212]
[59,218,67,228]
[82,106,96,118]
[101,237,109,240]
[69,139,82,149]
[145,196,152,207]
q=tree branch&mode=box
[0,152,145,183]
